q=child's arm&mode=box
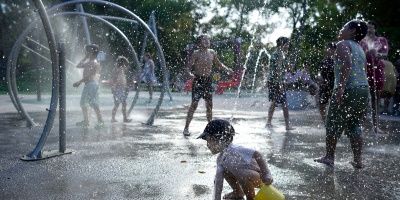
[186,53,196,79]
[213,165,224,200]
[76,55,89,68]
[253,150,273,185]
[212,50,233,74]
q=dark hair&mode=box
[195,34,210,45]
[276,36,289,47]
[347,20,368,42]
[326,42,337,49]
[144,53,151,59]
[368,20,379,36]
[116,56,129,67]
[85,44,99,57]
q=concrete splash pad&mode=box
[0,93,399,199]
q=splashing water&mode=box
[251,48,271,93]
[230,0,269,122]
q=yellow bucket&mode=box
[254,184,285,200]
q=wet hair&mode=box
[144,53,151,59]
[85,44,99,57]
[326,42,337,49]
[195,34,210,45]
[347,20,368,42]
[276,36,289,47]
[368,20,379,36]
[116,56,129,67]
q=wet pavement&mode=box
[0,91,399,199]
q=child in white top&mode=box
[197,119,273,200]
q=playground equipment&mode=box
[7,0,168,160]
[182,38,242,94]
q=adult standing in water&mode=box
[142,53,156,103]
[360,21,389,134]
[314,20,369,168]
[182,34,233,136]
[266,36,294,130]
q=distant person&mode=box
[316,42,336,125]
[393,51,400,115]
[197,119,273,200]
[141,53,156,103]
[381,60,397,114]
[360,21,389,134]
[110,56,132,123]
[314,20,369,169]
[266,36,294,130]
[182,34,233,136]
[73,44,104,129]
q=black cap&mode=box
[197,119,235,140]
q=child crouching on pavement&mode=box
[197,119,274,200]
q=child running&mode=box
[197,119,274,200]
[182,34,233,136]
[110,56,132,123]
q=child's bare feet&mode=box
[286,126,295,131]
[183,128,190,136]
[265,123,275,128]
[111,119,118,123]
[350,161,363,169]
[223,191,244,199]
[123,118,132,123]
[314,156,334,165]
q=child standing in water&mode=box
[142,53,156,103]
[73,44,104,129]
[266,36,294,130]
[110,56,132,123]
[314,20,369,169]
[197,119,274,200]
[182,34,233,136]
[316,42,336,125]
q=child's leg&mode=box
[266,101,276,126]
[350,135,363,168]
[183,100,199,135]
[222,171,244,199]
[225,169,262,200]
[282,101,294,130]
[122,102,131,122]
[205,99,213,123]
[82,107,89,122]
[319,103,327,125]
[111,103,119,122]
[148,81,153,100]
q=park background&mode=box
[0,0,399,94]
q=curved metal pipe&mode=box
[24,0,59,159]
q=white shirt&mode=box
[214,143,260,200]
